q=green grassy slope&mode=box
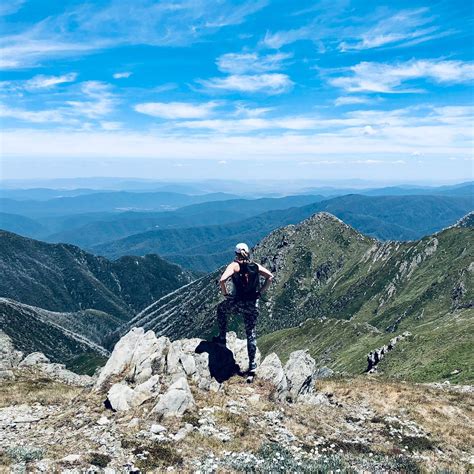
[128,212,473,383]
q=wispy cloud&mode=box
[0,0,25,16]
[262,7,452,52]
[113,71,132,79]
[24,73,78,89]
[134,101,218,119]
[334,96,372,106]
[262,26,312,49]
[4,105,472,161]
[0,0,268,69]
[339,8,446,51]
[0,80,116,123]
[329,59,474,93]
[217,52,292,74]
[66,81,116,118]
[0,105,66,123]
[199,73,293,94]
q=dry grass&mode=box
[283,376,474,471]
[1,370,472,472]
[0,374,83,408]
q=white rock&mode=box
[97,416,109,425]
[153,377,195,418]
[107,383,135,411]
[131,375,160,406]
[61,454,82,463]
[39,363,93,387]
[0,370,14,381]
[0,330,23,369]
[298,393,330,405]
[95,327,169,389]
[256,353,287,400]
[128,418,140,428]
[173,423,193,441]
[150,423,167,434]
[19,352,50,366]
[284,350,316,401]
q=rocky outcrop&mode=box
[284,350,317,401]
[95,326,330,414]
[96,328,168,389]
[19,352,50,366]
[106,376,160,412]
[0,330,23,371]
[95,328,262,414]
[256,352,287,400]
[152,377,195,418]
[0,331,91,386]
[367,332,411,373]
[257,350,330,403]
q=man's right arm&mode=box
[219,263,237,296]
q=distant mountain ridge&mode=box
[0,230,194,319]
[90,194,473,272]
[0,191,238,217]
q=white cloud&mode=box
[134,101,218,119]
[262,7,452,53]
[262,26,311,49]
[0,1,268,69]
[1,80,116,123]
[66,81,115,118]
[113,71,132,79]
[217,52,291,74]
[234,105,273,117]
[199,73,293,94]
[0,105,67,123]
[339,8,445,51]
[330,60,474,93]
[25,73,78,89]
[173,116,320,133]
[362,125,377,136]
[334,96,371,106]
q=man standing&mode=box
[215,243,274,376]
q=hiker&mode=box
[214,242,274,375]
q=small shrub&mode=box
[400,435,436,452]
[87,452,111,468]
[128,442,183,470]
[182,411,200,427]
[5,446,44,463]
[224,442,351,473]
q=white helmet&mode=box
[235,242,249,255]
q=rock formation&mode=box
[366,332,411,373]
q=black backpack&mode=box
[232,261,260,300]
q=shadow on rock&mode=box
[195,341,241,383]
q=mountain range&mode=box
[0,192,472,382]
[122,212,473,382]
[89,194,473,272]
[0,230,193,319]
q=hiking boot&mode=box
[248,361,257,374]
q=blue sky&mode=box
[0,0,473,182]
